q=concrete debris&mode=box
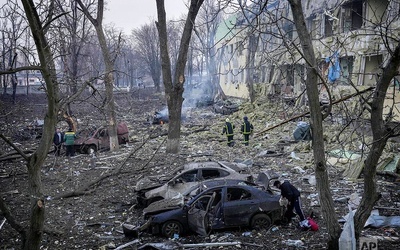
[303,175,316,185]
[348,192,361,209]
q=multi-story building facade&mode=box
[216,0,399,117]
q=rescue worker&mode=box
[240,116,253,146]
[222,118,235,147]
[64,128,76,157]
[274,180,308,227]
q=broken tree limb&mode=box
[54,135,166,199]
[0,194,26,240]
[115,239,140,250]
[255,87,374,137]
[181,241,264,248]
[138,137,167,171]
[376,170,400,179]
[0,218,6,230]
[0,133,30,161]
[54,138,151,199]
[373,206,400,211]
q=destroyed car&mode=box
[142,178,274,218]
[135,161,253,207]
[213,100,239,115]
[152,111,169,124]
[143,184,282,238]
[25,119,44,139]
[74,122,129,153]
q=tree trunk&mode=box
[19,1,60,249]
[76,0,119,152]
[156,0,204,153]
[96,25,119,152]
[354,43,400,238]
[288,0,341,249]
[246,35,258,103]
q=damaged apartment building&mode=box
[216,0,400,118]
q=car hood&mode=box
[135,176,170,192]
[143,194,184,217]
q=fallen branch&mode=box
[115,239,140,250]
[255,87,374,137]
[0,149,36,162]
[373,206,400,211]
[54,136,159,199]
[0,218,6,230]
[0,133,30,161]
[0,195,26,241]
[138,137,167,171]
[376,170,400,179]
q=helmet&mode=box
[244,116,248,120]
[225,118,230,122]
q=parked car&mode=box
[142,179,266,218]
[143,184,282,238]
[74,122,129,153]
[134,161,254,207]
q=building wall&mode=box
[216,0,400,117]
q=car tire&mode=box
[86,144,97,154]
[250,213,272,229]
[161,221,183,238]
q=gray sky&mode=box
[0,0,188,34]
[104,0,188,33]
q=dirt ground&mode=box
[1,89,400,250]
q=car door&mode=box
[222,187,259,227]
[187,191,216,236]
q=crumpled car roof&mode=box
[142,179,259,216]
[135,161,250,192]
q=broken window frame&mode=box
[341,0,365,33]
[306,13,317,39]
[323,12,334,37]
[338,56,355,84]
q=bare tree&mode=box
[76,0,120,151]
[287,1,341,248]
[155,0,204,153]
[193,0,225,100]
[0,1,61,249]
[0,0,23,100]
[132,22,162,92]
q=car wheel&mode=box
[86,144,97,154]
[250,214,272,229]
[161,221,183,238]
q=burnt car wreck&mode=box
[152,110,169,125]
[137,184,282,238]
[74,122,129,153]
[134,161,255,207]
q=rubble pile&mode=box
[0,90,399,249]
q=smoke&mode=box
[182,79,213,108]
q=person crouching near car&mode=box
[274,180,308,227]
[64,128,76,157]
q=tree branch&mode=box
[0,133,29,161]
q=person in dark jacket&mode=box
[64,128,76,157]
[53,127,64,156]
[222,118,235,147]
[240,116,253,146]
[274,180,307,226]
